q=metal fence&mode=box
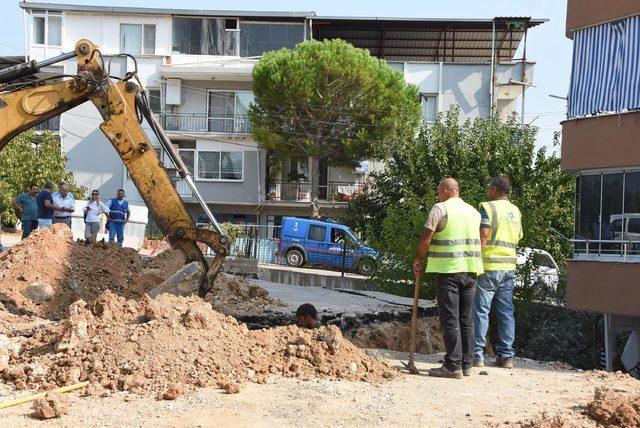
[160,113,250,133]
[198,224,360,275]
[34,116,60,132]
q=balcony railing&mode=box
[571,239,640,262]
[160,113,251,134]
[266,180,365,203]
[34,116,60,132]
[171,177,193,198]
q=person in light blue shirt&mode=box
[13,183,40,239]
[52,181,75,202]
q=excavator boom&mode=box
[0,40,228,296]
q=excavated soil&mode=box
[206,273,285,316]
[505,372,640,428]
[346,317,445,355]
[0,226,395,397]
[1,292,395,395]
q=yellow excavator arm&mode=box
[0,40,228,296]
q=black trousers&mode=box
[436,272,477,371]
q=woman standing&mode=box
[83,190,109,242]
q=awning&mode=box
[568,15,640,118]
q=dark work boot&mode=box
[496,357,514,369]
[428,365,463,379]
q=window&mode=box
[629,219,640,234]
[172,17,237,55]
[239,22,304,57]
[147,88,161,113]
[32,11,62,46]
[197,151,243,181]
[307,225,326,242]
[178,149,195,175]
[207,90,254,133]
[220,152,243,180]
[421,94,437,123]
[331,228,346,244]
[120,24,156,55]
[575,170,640,255]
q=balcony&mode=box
[266,180,365,203]
[160,113,251,134]
[170,177,193,198]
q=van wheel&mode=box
[357,257,376,275]
[286,249,304,267]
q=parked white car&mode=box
[516,247,560,290]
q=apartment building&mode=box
[562,0,640,370]
[20,2,545,231]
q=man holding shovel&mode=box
[412,178,483,379]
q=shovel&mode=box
[402,272,421,374]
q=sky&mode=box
[0,0,572,150]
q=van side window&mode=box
[331,228,346,243]
[307,225,326,241]
[629,218,640,234]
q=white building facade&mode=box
[20,2,544,230]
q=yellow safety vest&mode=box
[426,197,484,275]
[479,199,522,271]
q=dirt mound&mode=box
[206,274,284,316]
[346,317,445,354]
[2,292,395,395]
[585,387,640,427]
[0,225,145,318]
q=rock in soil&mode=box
[160,382,184,400]
[218,381,241,394]
[32,392,68,419]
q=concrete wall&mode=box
[395,61,534,121]
[561,111,640,172]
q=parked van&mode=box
[610,213,640,251]
[277,217,378,275]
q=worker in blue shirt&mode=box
[106,189,130,247]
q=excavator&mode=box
[0,39,229,297]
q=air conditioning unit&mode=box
[165,78,182,105]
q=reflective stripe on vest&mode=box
[426,197,484,275]
[480,200,522,271]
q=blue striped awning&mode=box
[568,15,640,118]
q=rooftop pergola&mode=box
[311,17,546,63]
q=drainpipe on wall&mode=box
[489,19,496,114]
[438,62,444,113]
[22,5,29,61]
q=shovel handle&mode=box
[407,273,421,367]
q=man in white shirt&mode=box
[52,184,75,228]
[84,190,110,242]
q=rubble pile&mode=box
[0,225,177,318]
[2,292,395,396]
[585,386,640,427]
[0,227,394,397]
[206,273,285,316]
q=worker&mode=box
[107,189,130,247]
[473,176,522,369]
[296,303,323,329]
[12,183,40,239]
[52,184,75,228]
[36,182,69,229]
[413,178,483,379]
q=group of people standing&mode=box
[12,182,131,247]
[414,176,522,378]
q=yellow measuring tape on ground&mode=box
[0,381,89,410]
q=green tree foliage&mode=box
[343,107,575,297]
[249,39,422,217]
[0,131,84,226]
